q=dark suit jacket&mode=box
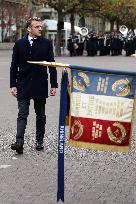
[10,35,58,100]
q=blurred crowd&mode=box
[67,31,136,57]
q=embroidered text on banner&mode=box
[68,69,136,152]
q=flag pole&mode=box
[27,61,70,68]
[28,61,136,76]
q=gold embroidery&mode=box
[71,120,84,140]
[97,77,109,94]
[94,99,127,118]
[107,122,127,144]
[112,78,131,96]
[92,121,103,140]
[73,72,90,91]
[74,93,81,115]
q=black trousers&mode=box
[16,99,46,146]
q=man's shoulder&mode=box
[14,37,27,46]
[39,37,52,44]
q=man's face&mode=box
[27,20,43,37]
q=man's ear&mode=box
[27,27,31,33]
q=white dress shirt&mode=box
[28,35,37,46]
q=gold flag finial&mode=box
[131,54,136,57]
[27,61,70,68]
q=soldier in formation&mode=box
[67,31,136,57]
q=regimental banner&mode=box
[27,60,136,202]
[68,69,136,152]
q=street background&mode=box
[0,50,136,204]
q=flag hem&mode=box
[68,139,130,152]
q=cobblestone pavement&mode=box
[0,50,136,204]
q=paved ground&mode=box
[0,43,14,50]
[0,50,136,204]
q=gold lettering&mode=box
[95,129,99,138]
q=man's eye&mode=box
[35,26,43,29]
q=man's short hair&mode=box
[26,17,42,28]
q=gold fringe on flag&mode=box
[68,139,130,153]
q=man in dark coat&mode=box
[10,17,58,154]
[67,35,75,56]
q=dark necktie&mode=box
[31,38,37,46]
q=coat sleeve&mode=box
[48,41,58,88]
[10,42,19,88]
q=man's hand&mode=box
[50,88,56,96]
[10,87,17,97]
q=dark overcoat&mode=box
[10,35,58,100]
